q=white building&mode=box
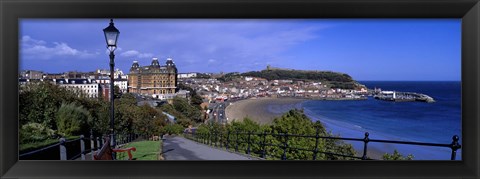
[54,79,100,98]
[178,73,197,79]
[97,68,125,78]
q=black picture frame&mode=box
[1,0,479,178]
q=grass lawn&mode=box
[117,140,162,160]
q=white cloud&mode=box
[120,50,140,57]
[120,50,154,59]
[21,35,97,59]
[116,20,328,72]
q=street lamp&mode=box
[103,19,119,156]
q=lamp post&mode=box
[103,19,120,158]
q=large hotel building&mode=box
[128,58,178,99]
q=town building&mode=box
[178,72,197,79]
[19,70,44,79]
[54,79,100,98]
[96,68,128,79]
[96,77,128,93]
[128,58,178,99]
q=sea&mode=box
[301,81,462,160]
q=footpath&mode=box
[162,136,255,160]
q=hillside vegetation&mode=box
[244,69,353,82]
[219,68,361,89]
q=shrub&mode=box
[19,122,56,144]
[56,102,91,136]
[164,124,184,135]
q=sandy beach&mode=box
[225,97,306,124]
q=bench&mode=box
[94,137,136,160]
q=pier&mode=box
[373,91,435,103]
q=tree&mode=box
[164,124,184,135]
[190,90,204,109]
[114,85,121,98]
[19,81,78,130]
[382,150,414,160]
[55,102,92,136]
[171,97,203,123]
[268,109,325,160]
[221,109,356,160]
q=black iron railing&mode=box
[184,129,461,160]
[19,132,142,160]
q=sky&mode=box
[19,19,461,81]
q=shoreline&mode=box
[225,97,459,160]
[225,97,306,124]
[225,97,387,159]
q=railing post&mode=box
[235,130,239,152]
[362,132,369,160]
[281,131,288,160]
[313,127,320,160]
[247,131,252,155]
[262,131,267,159]
[226,130,230,150]
[90,131,95,160]
[450,135,461,160]
[96,137,101,149]
[59,138,67,160]
[80,135,86,160]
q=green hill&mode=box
[242,69,353,82]
[218,68,362,89]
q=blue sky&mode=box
[20,19,461,81]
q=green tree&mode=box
[171,97,202,123]
[219,109,356,160]
[114,85,122,98]
[19,81,78,130]
[382,150,414,160]
[164,124,184,135]
[190,90,204,109]
[268,109,325,160]
[55,102,92,136]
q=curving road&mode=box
[162,136,255,160]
